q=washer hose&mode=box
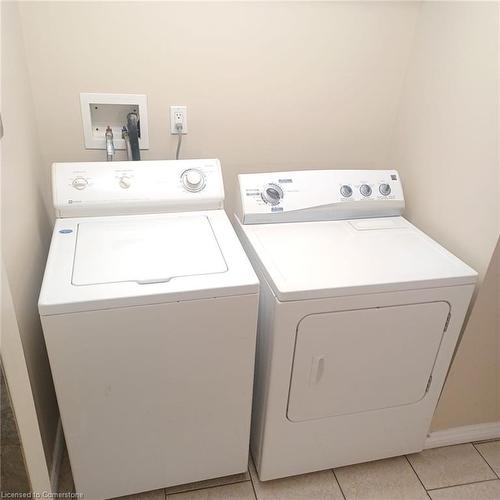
[126,112,141,161]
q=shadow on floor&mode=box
[1,365,30,494]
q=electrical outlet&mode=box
[170,105,188,134]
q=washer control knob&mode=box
[340,185,353,198]
[261,183,283,206]
[360,184,372,197]
[379,183,391,196]
[182,169,206,192]
[119,176,132,189]
[72,177,88,190]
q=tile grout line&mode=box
[165,478,252,498]
[472,442,500,480]
[331,469,347,500]
[404,455,432,499]
[426,478,500,492]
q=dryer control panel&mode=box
[236,170,404,224]
[53,159,224,217]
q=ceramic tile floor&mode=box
[58,439,500,500]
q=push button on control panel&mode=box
[359,184,372,197]
[72,177,88,190]
[379,183,391,196]
[340,185,353,198]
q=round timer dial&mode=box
[182,169,206,192]
[261,184,283,206]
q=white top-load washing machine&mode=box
[39,160,259,499]
[235,169,477,481]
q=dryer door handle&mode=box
[309,356,325,385]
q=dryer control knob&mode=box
[340,185,353,198]
[379,183,391,196]
[72,177,88,190]
[182,169,206,192]
[360,184,372,197]
[261,184,283,206]
[119,176,132,189]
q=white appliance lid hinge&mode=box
[444,312,451,332]
[425,375,433,394]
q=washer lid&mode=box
[39,210,259,315]
[238,216,477,301]
[73,215,227,285]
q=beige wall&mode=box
[1,1,58,468]
[389,1,499,429]
[13,0,500,432]
[18,0,420,217]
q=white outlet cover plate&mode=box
[80,93,149,150]
[170,105,188,134]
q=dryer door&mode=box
[287,302,450,422]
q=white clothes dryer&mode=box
[235,169,477,481]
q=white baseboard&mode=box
[425,421,500,449]
[50,419,64,492]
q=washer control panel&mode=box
[53,159,224,217]
[237,169,404,224]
